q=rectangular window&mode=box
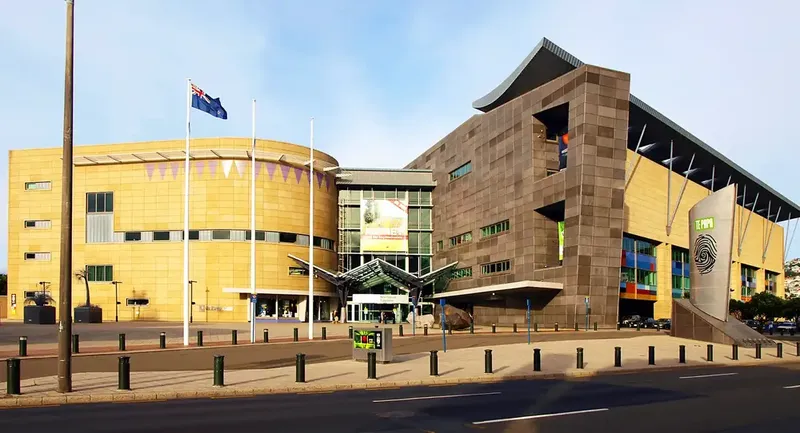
[636,239,655,256]
[741,265,757,299]
[449,161,472,181]
[766,270,779,294]
[436,240,443,252]
[313,237,335,250]
[408,208,420,230]
[418,208,432,229]
[25,181,51,191]
[126,298,149,306]
[212,230,231,240]
[481,260,511,275]
[451,267,473,279]
[24,220,51,229]
[449,232,473,247]
[289,267,308,276]
[636,269,657,286]
[124,232,142,242]
[153,231,170,241]
[87,192,114,213]
[245,230,267,241]
[24,252,51,261]
[87,265,113,282]
[188,230,200,240]
[480,220,510,238]
[279,232,297,243]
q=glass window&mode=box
[87,192,113,213]
[409,256,419,274]
[408,232,419,254]
[289,267,308,276]
[480,220,510,238]
[449,161,472,181]
[408,208,420,229]
[279,232,297,243]
[419,232,431,254]
[266,232,280,243]
[153,231,170,241]
[419,191,432,206]
[420,256,431,274]
[622,237,635,252]
[25,181,52,191]
[189,230,200,240]
[87,265,113,282]
[436,240,443,252]
[636,269,657,286]
[419,208,432,229]
[449,232,473,247]
[451,267,472,279]
[87,193,96,213]
[212,230,231,240]
[124,232,142,242]
[481,260,511,275]
[409,191,420,205]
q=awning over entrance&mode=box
[287,254,459,291]
[431,280,562,300]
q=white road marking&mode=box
[472,408,609,425]
[373,391,501,403]
[783,385,800,389]
[678,372,739,380]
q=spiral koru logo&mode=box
[694,233,718,275]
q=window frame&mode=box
[449,161,472,182]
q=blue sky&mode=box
[1,0,799,273]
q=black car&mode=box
[656,318,671,330]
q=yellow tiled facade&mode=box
[7,138,339,322]
[625,149,785,319]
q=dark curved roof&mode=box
[472,37,800,223]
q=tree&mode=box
[0,273,7,296]
[74,268,93,307]
[749,292,785,322]
[783,297,800,323]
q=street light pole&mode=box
[110,281,122,322]
[189,280,196,324]
[58,0,75,394]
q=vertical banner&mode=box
[360,199,409,252]
[558,221,565,261]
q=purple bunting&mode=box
[158,163,167,179]
[254,161,262,178]
[324,174,330,191]
[280,164,290,182]
[171,162,179,179]
[195,161,205,176]
[294,167,303,184]
[145,164,154,180]
[266,162,276,180]
[209,160,218,176]
[315,171,324,187]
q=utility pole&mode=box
[57,0,75,394]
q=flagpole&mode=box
[183,78,192,346]
[308,118,315,340]
[250,99,257,343]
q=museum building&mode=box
[4,38,796,326]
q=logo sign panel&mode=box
[360,199,409,252]
[352,294,409,305]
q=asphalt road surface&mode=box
[1,363,799,432]
[0,331,636,381]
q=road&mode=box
[1,363,799,432]
[0,330,636,381]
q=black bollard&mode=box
[594,322,598,331]
[636,323,641,332]
[492,324,496,333]
[534,322,539,332]
[118,356,131,390]
[72,334,80,354]
[367,352,377,380]
[533,348,542,372]
[399,325,403,337]
[159,332,166,349]
[213,355,224,387]
[576,347,584,369]
[732,344,738,361]
[6,358,21,395]
[648,346,655,365]
[348,326,353,339]
[679,345,686,364]
[574,322,579,332]
[470,322,474,334]
[448,326,453,335]
[295,353,306,383]
[485,349,493,374]
[119,333,126,351]
[263,329,269,343]
[293,328,299,342]
[756,343,762,359]
[231,330,238,345]
[614,347,622,367]
[322,327,327,340]
[780,328,785,336]
[424,325,428,336]
[617,323,621,331]
[18,336,27,357]
[777,342,783,358]
[430,350,439,376]
[555,322,559,332]
[707,344,714,362]
[197,330,204,347]
[513,323,517,333]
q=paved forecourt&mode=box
[2,334,798,407]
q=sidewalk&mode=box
[2,335,798,407]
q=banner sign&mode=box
[558,221,565,261]
[352,294,409,304]
[360,199,409,252]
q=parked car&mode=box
[656,318,671,330]
[776,321,796,331]
[620,315,641,328]
[745,319,759,330]
[641,318,658,329]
